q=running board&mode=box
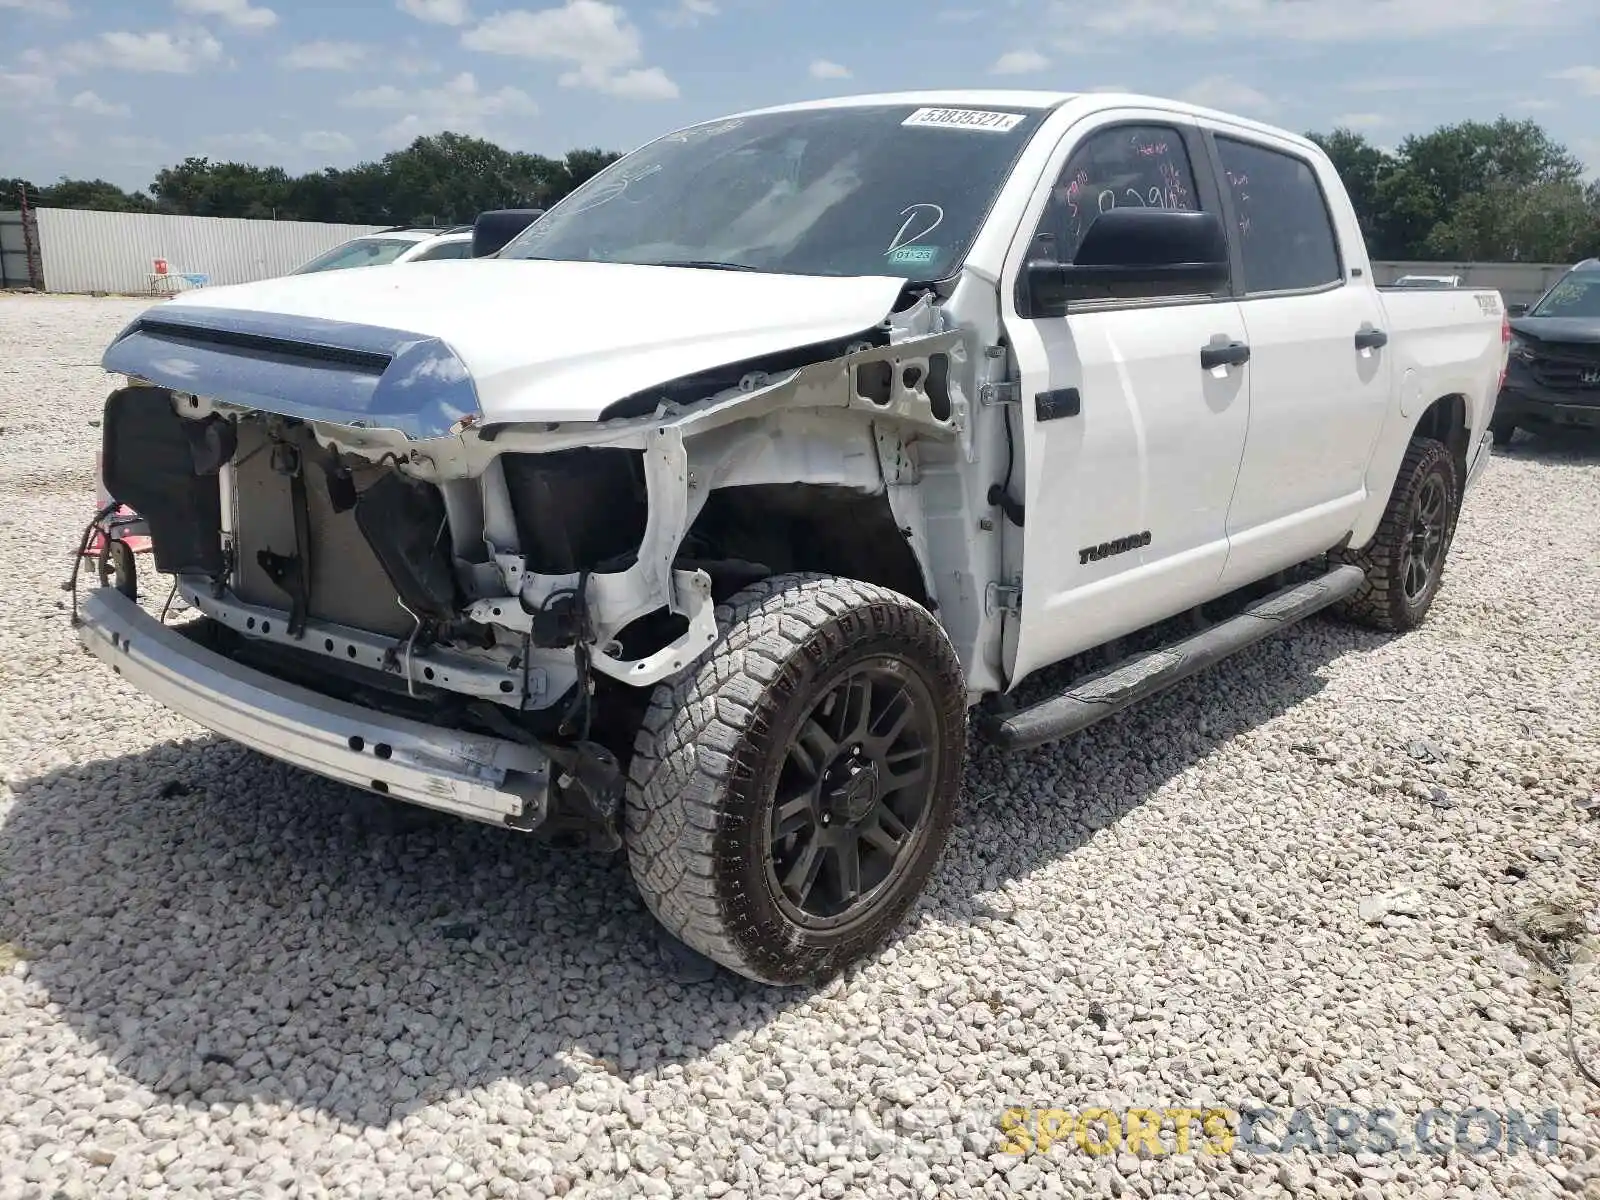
[978,563,1367,752]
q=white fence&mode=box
[1371,260,1572,308]
[7,209,386,295]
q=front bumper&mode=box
[75,588,552,829]
[1498,366,1600,430]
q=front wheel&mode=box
[1489,412,1518,446]
[1335,437,1460,633]
[624,573,967,985]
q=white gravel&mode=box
[0,293,1596,1200]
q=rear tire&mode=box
[1335,437,1460,633]
[624,573,966,985]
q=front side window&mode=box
[293,237,419,274]
[1030,123,1200,264]
[499,104,1045,280]
[1216,137,1342,294]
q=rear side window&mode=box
[1031,123,1201,265]
[1215,137,1341,294]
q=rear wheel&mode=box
[1335,437,1460,633]
[625,573,966,985]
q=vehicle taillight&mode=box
[1498,311,1511,391]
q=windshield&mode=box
[294,237,419,274]
[1531,273,1600,318]
[499,104,1046,280]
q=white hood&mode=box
[155,258,909,424]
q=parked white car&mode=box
[1391,274,1463,288]
[81,90,1510,984]
[290,227,475,274]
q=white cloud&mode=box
[594,66,678,99]
[69,89,131,117]
[463,1,680,100]
[0,0,72,16]
[173,0,277,32]
[205,129,285,155]
[398,0,470,25]
[108,133,169,155]
[1550,65,1600,95]
[1066,0,1560,42]
[345,70,538,138]
[281,40,369,70]
[990,49,1049,76]
[658,0,716,27]
[1180,75,1274,115]
[0,69,56,105]
[59,29,226,74]
[1342,76,1443,93]
[301,129,355,154]
[808,59,851,80]
[1329,112,1391,130]
[1512,97,1558,112]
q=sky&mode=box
[3,0,1599,192]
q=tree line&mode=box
[5,117,1599,262]
[2,133,622,228]
[1307,117,1600,263]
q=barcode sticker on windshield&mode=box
[902,107,1025,133]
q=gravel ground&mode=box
[0,293,1596,1200]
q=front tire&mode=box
[1489,412,1518,446]
[1335,437,1460,633]
[625,573,967,985]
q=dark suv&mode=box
[1496,257,1600,444]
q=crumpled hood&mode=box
[102,258,910,435]
[1510,316,1600,345]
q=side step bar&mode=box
[978,563,1367,751]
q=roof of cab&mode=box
[718,89,1323,157]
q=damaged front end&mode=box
[80,287,981,841]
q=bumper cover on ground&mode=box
[75,588,552,828]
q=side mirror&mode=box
[1021,208,1231,318]
[1506,302,1529,317]
[472,208,545,258]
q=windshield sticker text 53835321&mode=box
[902,107,1026,133]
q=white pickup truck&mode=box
[77,90,1509,984]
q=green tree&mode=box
[1424,179,1600,262]
[1375,118,1584,260]
[1306,128,1397,252]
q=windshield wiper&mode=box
[649,259,763,272]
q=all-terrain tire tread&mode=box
[1334,436,1460,633]
[624,572,965,984]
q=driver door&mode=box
[999,114,1252,686]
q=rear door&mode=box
[1000,112,1252,685]
[1203,130,1393,588]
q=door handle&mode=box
[1355,327,1389,351]
[1200,340,1251,370]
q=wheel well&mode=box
[683,484,931,611]
[1414,394,1469,481]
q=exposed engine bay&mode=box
[94,288,1005,791]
